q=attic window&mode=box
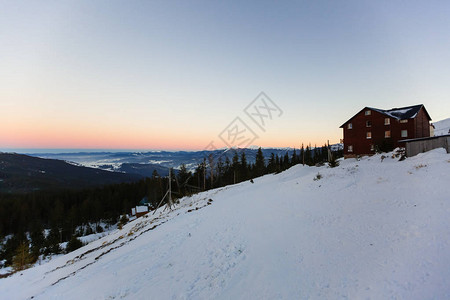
[347,123,352,129]
[366,132,372,139]
[348,145,353,152]
[400,119,408,123]
[384,118,390,125]
[365,110,371,116]
[366,121,372,127]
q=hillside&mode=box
[433,117,450,136]
[0,153,142,193]
[0,149,449,299]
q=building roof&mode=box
[138,196,149,206]
[340,104,431,128]
[399,134,450,143]
[136,206,149,213]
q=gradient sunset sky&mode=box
[2,1,450,151]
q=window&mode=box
[347,123,352,129]
[400,119,408,123]
[370,144,375,151]
[366,121,372,127]
[348,145,353,152]
[401,130,408,138]
[384,118,390,125]
[366,132,372,139]
[365,110,371,116]
[385,130,391,138]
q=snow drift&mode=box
[0,149,449,299]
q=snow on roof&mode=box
[367,104,424,120]
[340,104,430,127]
[383,108,415,118]
[136,206,148,213]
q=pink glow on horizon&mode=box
[2,117,341,150]
[2,129,340,150]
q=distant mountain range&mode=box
[0,153,142,194]
[30,146,343,177]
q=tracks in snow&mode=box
[28,192,221,300]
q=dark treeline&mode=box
[0,145,342,270]
[189,145,342,191]
[0,174,172,268]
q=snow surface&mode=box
[0,266,11,276]
[1,149,449,299]
[433,117,450,136]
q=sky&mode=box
[1,0,450,151]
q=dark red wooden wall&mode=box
[342,107,430,156]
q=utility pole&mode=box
[153,169,174,214]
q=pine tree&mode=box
[44,226,61,255]
[224,156,231,185]
[12,242,34,272]
[30,226,45,260]
[194,159,207,190]
[2,232,25,266]
[291,149,298,165]
[283,152,290,169]
[232,151,240,183]
[118,215,129,230]
[240,152,249,181]
[267,153,276,173]
[66,236,83,253]
[313,144,320,164]
[254,147,265,177]
[208,154,215,189]
[275,155,281,173]
[177,164,192,194]
[305,145,312,166]
[216,156,224,186]
[300,143,305,165]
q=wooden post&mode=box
[168,168,171,207]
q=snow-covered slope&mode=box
[1,149,449,300]
[434,117,450,136]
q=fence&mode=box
[401,135,450,157]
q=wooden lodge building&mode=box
[130,196,150,218]
[340,104,432,157]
